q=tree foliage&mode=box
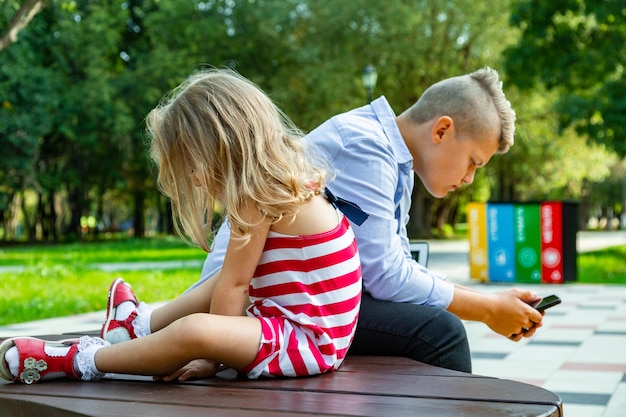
[0,0,622,241]
[504,0,626,156]
[0,0,44,50]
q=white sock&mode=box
[6,346,19,378]
[132,302,153,338]
[74,336,111,381]
[114,301,137,321]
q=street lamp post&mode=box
[361,65,378,103]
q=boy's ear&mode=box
[431,116,453,144]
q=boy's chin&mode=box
[423,181,452,198]
[430,188,450,199]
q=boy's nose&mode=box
[463,169,476,185]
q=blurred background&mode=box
[1,0,624,243]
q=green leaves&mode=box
[0,0,623,241]
[505,0,626,156]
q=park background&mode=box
[1,0,625,324]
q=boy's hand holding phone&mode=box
[510,295,561,341]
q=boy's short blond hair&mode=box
[405,67,516,153]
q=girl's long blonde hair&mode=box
[147,68,327,252]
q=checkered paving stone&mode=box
[465,284,626,417]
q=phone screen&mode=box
[532,295,562,312]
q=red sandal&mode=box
[0,337,80,384]
[101,278,139,344]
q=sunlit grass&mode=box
[0,236,207,266]
[578,245,626,284]
[0,237,624,325]
[0,265,201,326]
[0,236,206,325]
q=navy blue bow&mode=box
[324,188,369,226]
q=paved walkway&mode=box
[1,230,625,416]
[465,283,626,417]
[425,231,626,417]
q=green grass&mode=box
[0,237,624,325]
[0,267,202,325]
[578,245,626,284]
[0,236,207,266]
[0,237,207,325]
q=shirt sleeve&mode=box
[317,121,454,308]
[185,220,230,293]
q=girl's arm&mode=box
[210,203,270,317]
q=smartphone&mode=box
[531,295,562,312]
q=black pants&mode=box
[348,292,472,373]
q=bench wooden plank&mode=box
[0,334,563,417]
[0,384,559,417]
[184,359,560,408]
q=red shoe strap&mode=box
[15,339,80,383]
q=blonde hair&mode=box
[405,67,516,153]
[147,68,327,251]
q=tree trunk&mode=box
[133,189,145,238]
[37,191,46,241]
[20,192,36,242]
[407,183,432,239]
[0,210,5,242]
[435,202,451,231]
[66,186,84,240]
[94,191,104,239]
[48,189,58,242]
[156,195,174,235]
[0,0,45,51]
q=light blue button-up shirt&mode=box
[197,96,453,308]
[304,96,453,308]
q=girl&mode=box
[0,69,364,384]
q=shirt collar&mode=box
[371,96,413,165]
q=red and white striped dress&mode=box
[239,215,362,378]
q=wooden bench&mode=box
[0,332,562,417]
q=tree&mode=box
[0,0,527,240]
[3,0,619,242]
[0,1,136,241]
[0,5,58,240]
[248,0,520,237]
[504,0,626,156]
[0,0,45,51]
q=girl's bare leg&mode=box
[94,313,261,376]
